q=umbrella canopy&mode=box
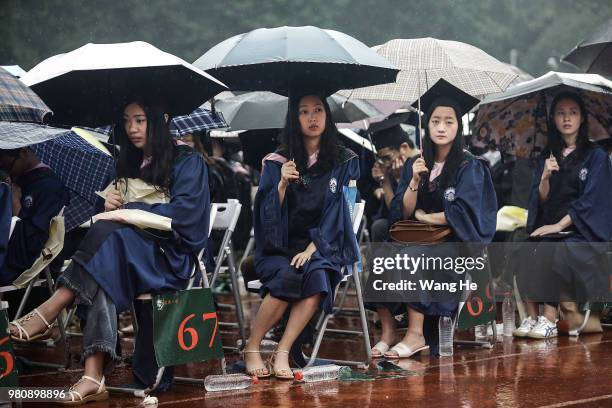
[340,38,517,105]
[169,107,227,137]
[193,25,398,96]
[1,65,27,78]
[473,71,612,158]
[0,66,52,123]
[216,91,384,131]
[30,127,115,230]
[21,41,227,127]
[562,19,612,76]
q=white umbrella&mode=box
[21,41,227,127]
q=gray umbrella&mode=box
[562,19,612,77]
[216,91,384,131]
[193,25,398,96]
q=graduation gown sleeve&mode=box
[0,183,10,271]
[124,152,210,254]
[308,156,360,266]
[567,148,612,242]
[390,156,417,225]
[253,160,288,253]
[443,159,498,243]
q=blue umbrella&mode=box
[31,128,115,230]
[169,107,227,137]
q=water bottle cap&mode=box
[252,375,259,385]
[294,371,304,381]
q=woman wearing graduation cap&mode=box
[369,79,497,359]
[244,92,360,378]
[513,92,612,339]
[9,99,211,404]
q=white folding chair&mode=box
[0,208,70,368]
[247,200,371,367]
[209,199,247,349]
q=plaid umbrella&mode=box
[0,66,52,123]
[340,38,517,105]
[169,107,227,137]
[473,72,612,158]
[31,128,115,230]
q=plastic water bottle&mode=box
[236,339,278,354]
[438,316,454,357]
[294,365,351,382]
[474,324,488,341]
[204,373,257,392]
[502,292,516,337]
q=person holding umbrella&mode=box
[9,99,211,404]
[244,92,360,379]
[368,80,497,359]
[513,92,612,339]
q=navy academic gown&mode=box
[0,183,11,275]
[70,145,210,313]
[519,146,612,302]
[254,147,360,314]
[0,167,68,285]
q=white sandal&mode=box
[384,341,430,359]
[371,341,390,358]
[9,308,54,343]
[57,375,109,406]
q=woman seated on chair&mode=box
[9,99,210,404]
[514,92,612,340]
[244,92,360,379]
[368,80,497,359]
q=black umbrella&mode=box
[562,19,612,76]
[21,41,227,127]
[193,25,398,96]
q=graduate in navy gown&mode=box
[243,93,359,379]
[10,100,210,403]
[0,148,68,286]
[514,92,612,340]
[368,79,497,359]
[0,179,10,273]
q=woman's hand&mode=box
[280,160,300,188]
[541,156,559,181]
[414,209,428,223]
[411,157,428,184]
[290,244,316,269]
[104,188,124,212]
[530,223,563,237]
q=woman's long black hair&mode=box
[280,93,339,174]
[115,101,176,194]
[547,92,591,162]
[421,101,465,189]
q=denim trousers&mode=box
[57,262,120,368]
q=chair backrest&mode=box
[352,201,365,235]
[210,199,242,233]
[208,203,218,236]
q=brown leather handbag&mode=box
[389,220,452,244]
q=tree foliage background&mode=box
[1,0,611,77]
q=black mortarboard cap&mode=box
[371,124,410,150]
[411,79,479,118]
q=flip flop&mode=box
[371,341,390,358]
[384,341,429,359]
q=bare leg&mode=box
[385,306,426,357]
[273,294,321,373]
[542,304,558,323]
[372,308,396,356]
[244,294,289,376]
[58,353,106,401]
[10,287,76,338]
[524,301,539,319]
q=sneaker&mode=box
[527,316,558,339]
[513,317,537,338]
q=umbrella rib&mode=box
[585,43,611,74]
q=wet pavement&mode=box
[12,293,612,407]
